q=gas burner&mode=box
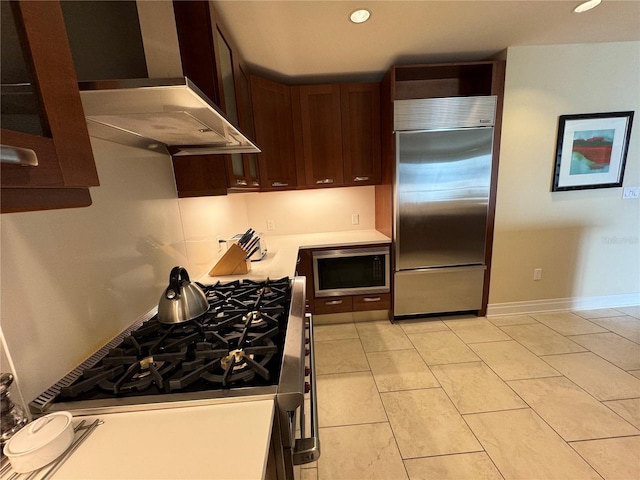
[198,333,278,388]
[242,310,267,328]
[221,348,254,371]
[134,356,166,379]
[256,286,273,296]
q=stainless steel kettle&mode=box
[157,266,209,324]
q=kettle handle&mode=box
[166,266,189,300]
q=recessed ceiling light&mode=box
[574,0,602,13]
[349,9,371,24]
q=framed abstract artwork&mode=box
[552,111,634,191]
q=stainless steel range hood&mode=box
[78,77,260,156]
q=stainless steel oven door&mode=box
[292,313,320,466]
[272,312,320,480]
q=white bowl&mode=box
[4,411,74,473]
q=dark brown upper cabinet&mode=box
[172,1,219,105]
[1,0,99,213]
[227,57,260,191]
[250,75,299,191]
[292,84,344,188]
[390,61,501,100]
[171,155,228,198]
[341,83,381,186]
[291,82,381,189]
[172,0,259,196]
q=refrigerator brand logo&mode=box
[602,236,638,245]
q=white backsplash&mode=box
[178,186,376,277]
[244,187,375,235]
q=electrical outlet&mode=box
[622,186,640,199]
[266,219,275,231]
[351,213,359,225]
[533,268,542,281]
[216,235,223,251]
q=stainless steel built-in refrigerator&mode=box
[393,96,497,317]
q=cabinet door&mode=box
[172,155,228,197]
[353,293,391,311]
[173,0,219,104]
[228,62,260,190]
[1,0,98,213]
[172,1,231,196]
[250,75,298,190]
[314,296,353,315]
[292,84,344,187]
[341,83,381,186]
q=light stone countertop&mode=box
[200,229,391,284]
[25,401,276,480]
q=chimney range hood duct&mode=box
[78,77,260,156]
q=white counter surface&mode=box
[201,229,391,284]
[10,400,275,480]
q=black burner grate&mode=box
[58,277,291,401]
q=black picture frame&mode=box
[552,111,634,191]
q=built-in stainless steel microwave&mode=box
[312,246,390,297]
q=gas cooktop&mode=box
[31,277,298,413]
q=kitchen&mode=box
[1,1,639,479]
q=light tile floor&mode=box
[301,307,640,480]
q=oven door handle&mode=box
[293,313,320,465]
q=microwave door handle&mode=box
[293,313,320,465]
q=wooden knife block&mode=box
[208,244,251,276]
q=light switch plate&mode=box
[622,186,639,199]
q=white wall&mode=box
[489,41,640,314]
[0,139,188,405]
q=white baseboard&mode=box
[487,293,640,317]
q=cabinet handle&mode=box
[354,176,370,182]
[315,178,334,184]
[325,299,343,305]
[0,145,38,166]
[235,179,248,186]
[272,181,289,187]
[363,297,381,302]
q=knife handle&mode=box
[246,245,260,259]
[244,236,260,253]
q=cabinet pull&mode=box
[363,297,381,302]
[353,176,370,182]
[315,178,334,184]
[325,299,343,305]
[0,145,38,166]
[235,179,248,186]
[272,181,289,187]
